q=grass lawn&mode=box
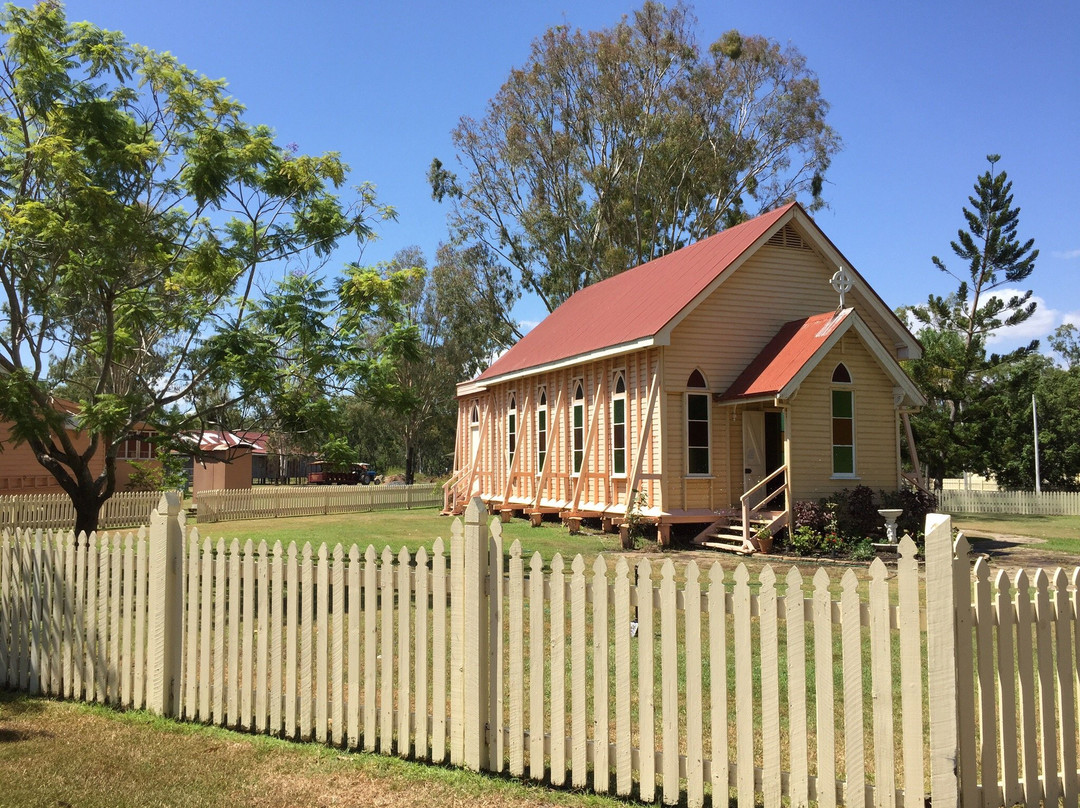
[0,692,635,808]
[952,512,1080,554]
[194,508,623,565]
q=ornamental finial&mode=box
[830,266,853,310]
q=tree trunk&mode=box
[72,488,103,538]
[405,444,415,486]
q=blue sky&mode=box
[65,0,1080,353]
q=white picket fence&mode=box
[195,484,442,523]
[939,488,1080,516]
[0,491,170,532]
[2,497,1078,808]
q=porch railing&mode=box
[740,464,790,544]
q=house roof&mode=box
[472,203,796,386]
[721,310,854,401]
[190,430,259,453]
[720,308,926,407]
[463,202,919,393]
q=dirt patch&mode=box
[956,529,1075,574]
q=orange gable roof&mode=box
[472,203,797,384]
[721,310,852,401]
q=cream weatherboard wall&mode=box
[446,215,919,526]
[454,349,663,515]
[659,235,908,512]
[788,331,901,500]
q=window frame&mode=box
[536,387,547,474]
[572,381,585,476]
[507,393,517,465]
[118,431,156,461]
[611,371,627,477]
[831,364,856,478]
[685,370,711,476]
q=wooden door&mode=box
[742,411,765,494]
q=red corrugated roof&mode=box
[191,429,260,453]
[473,202,797,383]
[721,309,852,401]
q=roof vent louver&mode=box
[766,224,811,251]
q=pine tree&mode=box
[904,154,1039,486]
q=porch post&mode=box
[783,404,793,535]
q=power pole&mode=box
[1032,393,1041,494]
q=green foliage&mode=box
[123,449,188,496]
[623,489,650,547]
[1049,324,1080,369]
[336,245,512,484]
[0,4,392,533]
[903,155,1038,484]
[432,1,840,329]
[980,355,1080,490]
[832,485,880,539]
[848,538,876,562]
[790,486,935,556]
[878,487,938,539]
[319,436,356,472]
[123,461,164,493]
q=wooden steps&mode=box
[692,510,783,555]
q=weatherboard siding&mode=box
[789,332,900,499]
[457,350,662,514]
[659,244,904,510]
[451,220,914,522]
[663,244,898,395]
[0,424,144,494]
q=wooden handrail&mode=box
[442,463,472,512]
[902,471,934,497]
[740,464,788,507]
[740,464,789,544]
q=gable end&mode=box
[766,223,813,252]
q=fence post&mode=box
[925,513,960,808]
[462,497,490,771]
[146,491,184,717]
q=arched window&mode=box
[611,372,627,475]
[831,364,855,476]
[507,393,517,464]
[536,387,547,472]
[469,403,481,463]
[572,382,585,475]
[686,370,709,474]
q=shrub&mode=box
[849,537,876,561]
[787,525,823,556]
[879,487,939,540]
[125,460,163,492]
[794,499,829,534]
[833,485,880,540]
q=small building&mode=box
[191,430,255,495]
[444,202,926,548]
[0,402,153,494]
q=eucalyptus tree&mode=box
[0,3,394,534]
[431,1,840,334]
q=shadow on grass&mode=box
[0,690,52,743]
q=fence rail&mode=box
[0,490,169,532]
[938,488,1080,516]
[195,484,442,523]
[2,498,1079,807]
